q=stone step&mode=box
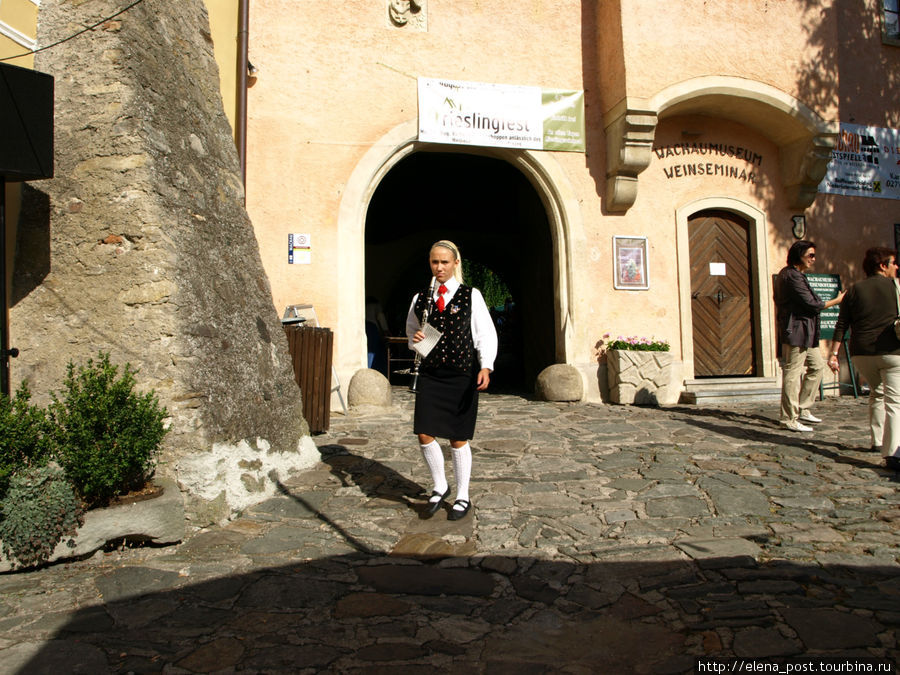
[680,378,781,405]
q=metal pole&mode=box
[236,0,249,193]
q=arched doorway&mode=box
[688,209,756,377]
[364,151,555,390]
[675,198,775,381]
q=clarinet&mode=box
[409,277,437,393]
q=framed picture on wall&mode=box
[613,236,649,290]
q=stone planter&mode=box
[607,350,674,405]
[0,476,184,572]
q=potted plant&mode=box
[602,334,674,405]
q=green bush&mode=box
[48,352,168,507]
[0,464,83,569]
[462,259,512,310]
[0,381,51,500]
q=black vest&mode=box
[414,285,476,373]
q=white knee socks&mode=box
[420,440,448,501]
[451,442,472,509]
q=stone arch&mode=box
[675,196,775,380]
[334,119,585,388]
[604,76,839,212]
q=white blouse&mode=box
[405,277,498,372]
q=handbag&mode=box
[894,279,900,340]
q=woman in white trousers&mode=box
[830,247,900,470]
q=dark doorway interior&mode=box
[364,151,555,391]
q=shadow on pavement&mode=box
[319,444,425,506]
[8,550,899,673]
[273,479,376,556]
[666,405,886,469]
[7,401,900,672]
[317,444,441,520]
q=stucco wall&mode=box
[616,0,840,119]
[237,0,898,401]
[245,0,590,384]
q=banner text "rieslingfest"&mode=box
[440,111,533,135]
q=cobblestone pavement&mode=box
[1,390,899,674]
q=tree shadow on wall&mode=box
[794,0,899,124]
[784,0,900,276]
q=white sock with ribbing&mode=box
[420,440,448,502]
[451,442,472,510]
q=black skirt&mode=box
[414,367,479,440]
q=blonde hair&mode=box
[430,240,464,284]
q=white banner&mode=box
[417,77,585,152]
[819,122,900,200]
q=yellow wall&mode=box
[0,0,37,67]
[204,0,240,140]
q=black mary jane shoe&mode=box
[447,499,471,521]
[885,456,900,472]
[424,488,451,517]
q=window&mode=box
[885,0,900,45]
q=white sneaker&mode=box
[782,419,814,432]
[799,411,822,423]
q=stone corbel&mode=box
[781,129,838,210]
[604,106,658,213]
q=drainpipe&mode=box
[236,0,249,194]
[1,177,10,397]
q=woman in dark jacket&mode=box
[774,240,844,432]
[829,247,900,470]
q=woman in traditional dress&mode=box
[406,240,498,520]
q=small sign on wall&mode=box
[289,233,311,265]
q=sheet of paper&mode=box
[413,323,442,358]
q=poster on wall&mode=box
[288,233,311,264]
[613,236,649,290]
[819,122,900,200]
[417,77,585,152]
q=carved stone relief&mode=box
[388,0,427,31]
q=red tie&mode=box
[437,284,447,312]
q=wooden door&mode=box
[688,210,756,377]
